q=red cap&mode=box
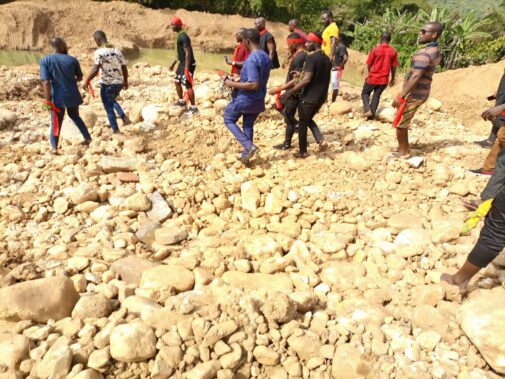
[171,16,183,26]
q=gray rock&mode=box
[110,323,157,362]
[147,191,172,223]
[71,294,112,319]
[136,221,160,245]
[0,108,17,130]
[110,256,160,285]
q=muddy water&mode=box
[0,48,365,85]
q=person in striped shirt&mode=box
[392,22,444,158]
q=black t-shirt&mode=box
[259,31,280,69]
[286,50,307,82]
[334,43,348,67]
[177,31,196,66]
[301,50,331,104]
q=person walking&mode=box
[285,32,330,158]
[222,28,272,165]
[270,32,307,150]
[169,16,199,115]
[254,17,280,69]
[331,34,348,103]
[321,10,339,60]
[83,31,130,134]
[225,28,249,75]
[362,32,398,119]
[392,22,444,158]
[40,37,92,155]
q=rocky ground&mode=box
[0,60,504,379]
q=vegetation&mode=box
[115,0,505,71]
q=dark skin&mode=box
[392,24,441,156]
[223,37,260,91]
[169,23,195,105]
[368,38,397,87]
[288,20,299,33]
[255,17,276,62]
[225,30,245,70]
[284,41,319,99]
[42,41,76,103]
[331,37,348,102]
[83,37,129,91]
[268,42,304,95]
[322,13,337,65]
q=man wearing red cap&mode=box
[169,15,198,115]
[285,32,330,158]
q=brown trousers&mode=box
[484,125,505,171]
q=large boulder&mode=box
[0,277,79,322]
[459,287,505,374]
[110,323,157,362]
[0,334,30,370]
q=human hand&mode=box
[482,106,504,121]
[123,81,129,90]
[389,78,396,87]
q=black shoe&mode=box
[186,106,199,116]
[174,100,186,108]
[80,139,92,146]
[474,139,494,148]
[469,168,494,176]
[274,143,291,150]
[294,151,309,159]
[112,129,120,134]
[122,115,131,125]
[241,145,259,165]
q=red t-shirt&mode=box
[232,43,250,74]
[366,43,399,85]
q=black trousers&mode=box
[280,94,299,145]
[481,148,505,201]
[298,100,324,153]
[469,187,505,267]
[361,82,387,116]
[488,74,505,142]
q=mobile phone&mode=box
[487,95,497,101]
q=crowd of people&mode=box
[38,10,505,294]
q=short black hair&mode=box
[289,19,300,26]
[427,22,444,35]
[310,31,323,45]
[50,37,66,50]
[323,10,333,18]
[380,32,392,43]
[288,32,302,40]
[93,30,107,42]
[244,28,260,45]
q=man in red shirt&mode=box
[288,19,307,43]
[361,32,398,119]
[225,28,249,75]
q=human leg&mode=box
[395,98,425,156]
[49,107,66,150]
[100,84,120,132]
[442,189,505,290]
[282,96,299,146]
[297,101,317,155]
[223,102,253,156]
[483,125,505,171]
[370,84,387,117]
[67,106,92,142]
[361,82,374,115]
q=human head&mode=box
[235,28,246,43]
[171,15,183,32]
[306,32,323,52]
[243,28,260,52]
[288,19,300,33]
[50,37,68,54]
[322,10,333,27]
[380,32,392,44]
[93,30,107,47]
[254,17,266,32]
[287,32,304,54]
[418,22,444,44]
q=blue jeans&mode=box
[224,101,260,157]
[100,83,125,131]
[50,105,91,149]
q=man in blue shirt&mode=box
[40,37,92,154]
[223,28,272,165]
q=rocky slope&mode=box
[0,57,504,378]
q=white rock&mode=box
[110,323,157,362]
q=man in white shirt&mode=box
[83,30,130,134]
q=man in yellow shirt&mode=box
[321,10,339,61]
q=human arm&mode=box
[83,65,100,91]
[392,68,426,107]
[268,75,299,95]
[121,65,129,89]
[224,80,259,91]
[389,67,397,87]
[266,39,276,62]
[339,53,348,68]
[40,59,52,103]
[366,49,375,73]
[183,46,192,70]
[169,59,177,71]
[285,71,313,99]
[330,37,337,64]
[482,104,505,120]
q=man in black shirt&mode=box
[254,17,280,69]
[331,34,348,102]
[285,32,331,158]
[269,33,308,150]
[169,16,198,115]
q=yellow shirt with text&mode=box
[322,22,339,57]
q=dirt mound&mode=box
[0,0,290,53]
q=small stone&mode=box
[110,256,160,285]
[202,320,238,347]
[87,347,111,369]
[187,360,220,379]
[0,107,17,129]
[53,197,68,214]
[155,227,188,245]
[147,191,172,223]
[261,293,297,324]
[70,184,98,205]
[329,101,352,115]
[101,157,138,173]
[241,181,261,212]
[416,330,441,351]
[71,294,112,319]
[109,323,157,362]
[124,192,151,212]
[37,336,72,379]
[117,172,139,182]
[253,346,280,365]
[140,264,195,294]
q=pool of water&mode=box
[0,48,364,85]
